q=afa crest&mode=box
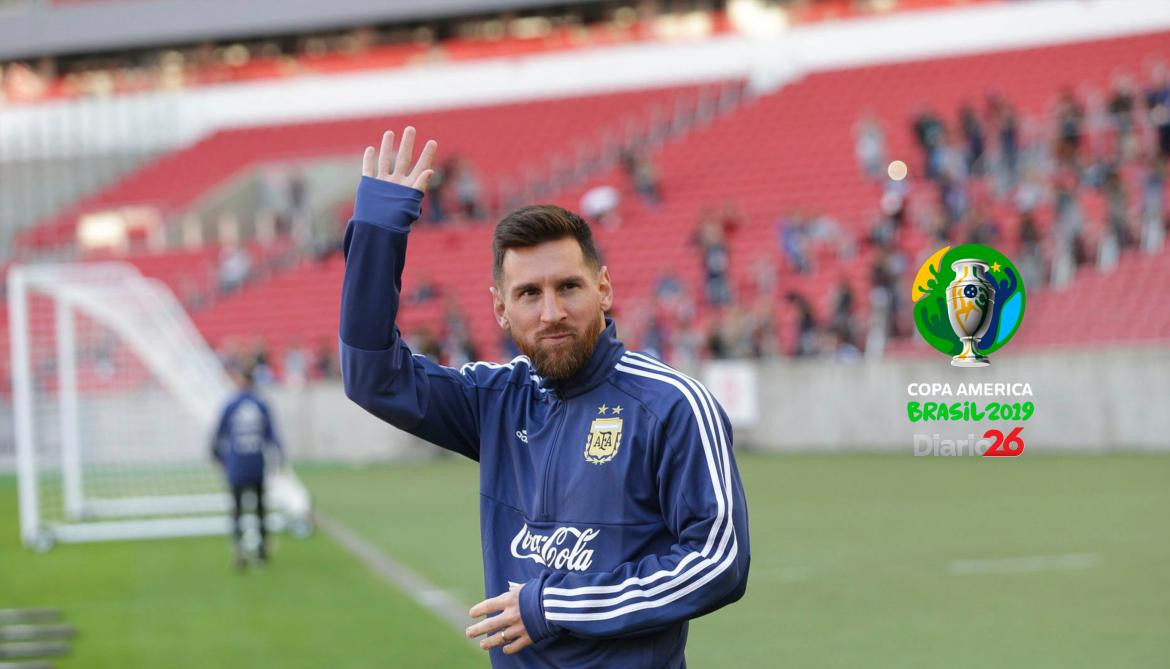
[584,415,623,465]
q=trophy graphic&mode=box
[945,259,996,367]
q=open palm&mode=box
[361,126,438,192]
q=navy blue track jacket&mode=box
[211,391,281,487]
[340,177,750,668]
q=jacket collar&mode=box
[539,317,624,400]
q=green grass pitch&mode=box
[3,452,1168,667]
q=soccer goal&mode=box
[8,262,309,550]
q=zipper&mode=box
[536,399,569,521]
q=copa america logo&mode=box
[911,244,1026,367]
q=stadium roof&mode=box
[0,0,591,61]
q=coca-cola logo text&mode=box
[509,523,599,572]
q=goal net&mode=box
[8,262,308,550]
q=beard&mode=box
[513,315,604,381]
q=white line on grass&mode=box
[947,553,1101,575]
[315,511,475,638]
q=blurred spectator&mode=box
[288,169,312,244]
[694,214,732,306]
[705,316,728,360]
[426,160,449,222]
[668,311,704,370]
[441,299,477,368]
[409,274,440,304]
[258,168,290,224]
[881,176,909,229]
[217,243,252,294]
[869,211,897,250]
[1054,87,1084,166]
[1141,155,1167,252]
[853,112,886,180]
[746,300,780,358]
[411,328,443,362]
[829,280,858,348]
[1100,164,1133,252]
[247,338,275,386]
[1146,64,1170,160]
[750,254,778,301]
[784,292,818,357]
[1050,174,1085,288]
[580,184,622,227]
[965,202,999,246]
[868,246,906,341]
[938,167,967,227]
[453,157,483,219]
[912,104,946,180]
[178,275,208,311]
[822,327,861,363]
[778,211,812,274]
[1016,209,1045,290]
[621,149,662,206]
[1107,73,1138,159]
[715,201,744,237]
[313,340,340,380]
[988,93,1019,184]
[655,271,683,301]
[958,102,985,174]
[282,340,310,388]
[639,310,669,362]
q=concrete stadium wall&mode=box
[733,345,1170,454]
[277,344,1170,459]
[0,344,1166,474]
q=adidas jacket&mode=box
[340,177,750,668]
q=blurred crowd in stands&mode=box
[209,60,1170,385]
[216,337,340,389]
[624,63,1170,368]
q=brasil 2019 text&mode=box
[907,401,1035,423]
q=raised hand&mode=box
[361,126,438,192]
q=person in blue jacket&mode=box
[341,127,750,668]
[211,363,284,568]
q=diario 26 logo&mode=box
[911,244,1026,367]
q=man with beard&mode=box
[340,127,750,668]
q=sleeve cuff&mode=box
[518,576,559,644]
[352,176,424,231]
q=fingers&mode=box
[468,590,512,619]
[365,128,435,186]
[468,594,497,620]
[414,169,435,192]
[378,130,394,178]
[394,126,416,176]
[503,631,533,655]
[362,146,376,177]
[480,624,526,652]
[465,612,509,639]
[409,139,438,182]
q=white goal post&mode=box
[8,262,310,550]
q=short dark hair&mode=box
[492,204,601,285]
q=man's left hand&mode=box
[466,584,533,655]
